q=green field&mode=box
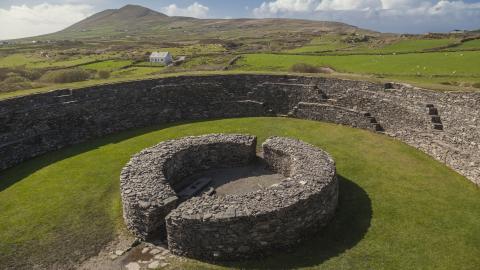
[288,38,458,55]
[235,52,480,86]
[2,34,480,97]
[0,54,44,68]
[81,60,133,71]
[238,52,480,76]
[148,44,226,56]
[287,43,346,53]
[456,39,480,50]
[111,66,165,77]
[1,118,479,269]
[371,38,456,53]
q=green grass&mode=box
[111,66,165,77]
[286,38,457,55]
[29,56,100,69]
[456,39,480,50]
[286,44,345,53]
[374,39,457,53]
[236,52,480,79]
[81,60,133,71]
[146,44,226,56]
[0,53,101,69]
[0,118,479,269]
[0,53,44,67]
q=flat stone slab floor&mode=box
[181,155,285,196]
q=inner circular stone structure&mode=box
[120,134,338,261]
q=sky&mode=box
[1,0,480,40]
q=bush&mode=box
[291,63,321,73]
[0,80,33,92]
[40,69,91,83]
[3,75,29,84]
[22,69,43,81]
[97,70,111,79]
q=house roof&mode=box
[150,52,171,58]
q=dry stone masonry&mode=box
[0,74,479,185]
[120,134,257,240]
[121,134,338,261]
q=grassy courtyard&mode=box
[0,117,479,269]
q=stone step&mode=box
[433,123,444,131]
[367,116,378,124]
[428,107,438,115]
[178,177,212,199]
[372,123,384,132]
[431,115,442,124]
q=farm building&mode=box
[149,52,173,65]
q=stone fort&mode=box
[1,74,479,188]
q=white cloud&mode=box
[0,3,94,40]
[252,0,480,33]
[161,2,210,18]
[253,0,317,16]
[316,0,382,11]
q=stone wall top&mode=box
[165,136,338,260]
[167,136,336,220]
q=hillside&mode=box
[33,4,372,41]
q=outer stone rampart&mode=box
[165,136,338,260]
[1,74,479,185]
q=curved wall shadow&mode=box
[0,121,195,192]
[217,175,372,269]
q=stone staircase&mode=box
[426,104,444,131]
[362,112,384,132]
[293,102,384,133]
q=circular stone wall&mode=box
[120,134,257,240]
[121,133,338,261]
[165,136,338,260]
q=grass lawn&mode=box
[81,60,133,71]
[144,44,226,56]
[111,66,165,77]
[373,39,457,53]
[0,53,101,69]
[0,118,479,269]
[456,39,480,50]
[0,53,44,67]
[286,43,346,53]
[285,38,457,55]
[238,52,480,76]
[236,52,480,86]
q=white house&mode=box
[149,52,173,65]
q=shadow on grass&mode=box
[0,121,195,192]
[214,175,372,269]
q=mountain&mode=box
[65,5,170,32]
[33,4,374,41]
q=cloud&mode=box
[253,0,480,33]
[161,2,210,18]
[0,3,93,40]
